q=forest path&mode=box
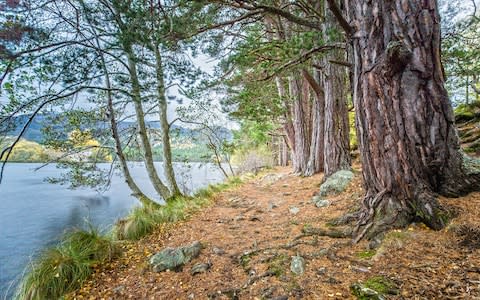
[71,167,480,299]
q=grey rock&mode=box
[149,241,202,272]
[316,267,327,275]
[351,265,370,273]
[350,283,386,300]
[289,206,300,215]
[191,262,212,275]
[290,255,305,275]
[272,296,288,300]
[112,285,125,294]
[268,201,279,211]
[212,247,225,255]
[319,170,354,197]
[312,196,330,208]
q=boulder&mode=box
[319,170,354,197]
[149,241,202,272]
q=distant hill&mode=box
[1,113,232,144]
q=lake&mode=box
[0,162,226,299]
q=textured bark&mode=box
[279,136,289,166]
[153,44,181,197]
[289,76,309,174]
[323,5,351,179]
[348,0,480,241]
[303,68,325,176]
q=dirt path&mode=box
[72,167,480,299]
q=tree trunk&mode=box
[289,76,309,174]
[303,68,325,176]
[348,0,480,241]
[124,45,172,201]
[153,44,181,197]
[322,6,351,179]
[322,51,351,177]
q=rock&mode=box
[268,201,279,211]
[289,206,300,215]
[316,267,327,275]
[312,196,330,208]
[350,283,386,300]
[283,192,292,196]
[319,170,354,197]
[191,262,212,275]
[249,216,261,222]
[351,265,370,273]
[271,296,288,300]
[149,241,202,272]
[212,247,225,255]
[112,285,125,294]
[290,255,305,275]
[261,173,284,185]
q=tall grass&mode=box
[16,227,116,300]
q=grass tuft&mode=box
[16,227,115,300]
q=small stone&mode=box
[191,262,212,275]
[213,247,225,255]
[268,201,279,211]
[250,216,261,222]
[272,296,288,300]
[290,255,305,275]
[112,285,125,294]
[350,283,386,300]
[289,206,300,215]
[317,267,327,275]
[188,293,195,299]
[312,196,330,208]
[351,265,370,273]
[283,192,292,196]
[234,215,245,222]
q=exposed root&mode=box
[352,189,448,243]
[302,226,352,238]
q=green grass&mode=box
[16,227,116,300]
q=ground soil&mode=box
[70,165,480,300]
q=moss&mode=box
[356,250,376,259]
[240,253,252,271]
[267,254,289,277]
[351,276,399,300]
[364,276,399,295]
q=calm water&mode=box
[0,162,225,299]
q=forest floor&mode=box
[70,164,480,300]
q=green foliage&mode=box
[16,227,116,300]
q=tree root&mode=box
[301,226,352,238]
